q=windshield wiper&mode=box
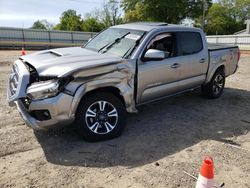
[97,32,130,53]
[122,32,146,58]
[122,40,139,59]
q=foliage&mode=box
[81,17,105,32]
[235,0,250,20]
[53,1,123,32]
[31,0,249,35]
[205,3,233,34]
[204,0,250,35]
[220,0,250,20]
[96,0,123,27]
[30,20,53,30]
[54,9,82,31]
[121,0,212,23]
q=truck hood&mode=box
[20,47,122,77]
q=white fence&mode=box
[206,35,250,50]
[0,27,96,49]
[1,27,250,50]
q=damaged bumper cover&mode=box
[15,93,75,130]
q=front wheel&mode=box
[76,92,126,142]
[201,70,225,99]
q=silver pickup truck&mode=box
[7,22,240,141]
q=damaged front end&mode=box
[7,56,137,130]
[7,59,75,129]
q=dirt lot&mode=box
[0,50,249,188]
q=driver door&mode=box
[137,32,182,104]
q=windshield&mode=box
[84,28,145,58]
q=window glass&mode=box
[147,33,175,57]
[179,32,203,55]
[84,28,144,58]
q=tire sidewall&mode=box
[210,70,225,98]
[76,92,126,142]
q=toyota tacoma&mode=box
[7,22,240,141]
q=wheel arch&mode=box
[205,64,225,84]
[69,84,137,118]
[83,86,126,107]
[216,65,225,73]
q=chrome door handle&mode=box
[171,63,180,69]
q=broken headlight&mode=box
[26,80,60,100]
[26,76,73,100]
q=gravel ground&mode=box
[0,50,249,188]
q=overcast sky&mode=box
[0,0,104,28]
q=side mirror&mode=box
[144,49,169,60]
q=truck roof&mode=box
[112,22,201,32]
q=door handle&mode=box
[171,63,180,69]
[199,58,206,63]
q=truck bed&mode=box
[208,43,238,51]
[207,43,239,79]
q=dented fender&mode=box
[67,60,137,116]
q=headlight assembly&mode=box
[26,76,73,100]
[26,80,60,100]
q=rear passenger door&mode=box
[176,32,209,90]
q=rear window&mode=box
[179,32,203,55]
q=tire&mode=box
[201,69,225,99]
[76,92,126,142]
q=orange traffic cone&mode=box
[195,156,215,188]
[21,48,26,55]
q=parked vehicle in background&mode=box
[7,22,240,141]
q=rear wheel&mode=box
[76,92,126,142]
[202,70,225,99]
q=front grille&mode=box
[9,65,20,96]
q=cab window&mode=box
[177,32,203,55]
[147,33,176,57]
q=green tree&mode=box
[220,0,250,21]
[54,9,82,31]
[204,0,249,35]
[121,0,212,23]
[102,0,123,27]
[205,3,233,34]
[234,0,250,20]
[123,2,148,22]
[85,0,123,29]
[31,20,52,30]
[81,17,105,32]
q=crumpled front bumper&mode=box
[14,93,75,130]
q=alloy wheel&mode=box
[212,74,224,95]
[85,101,118,134]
